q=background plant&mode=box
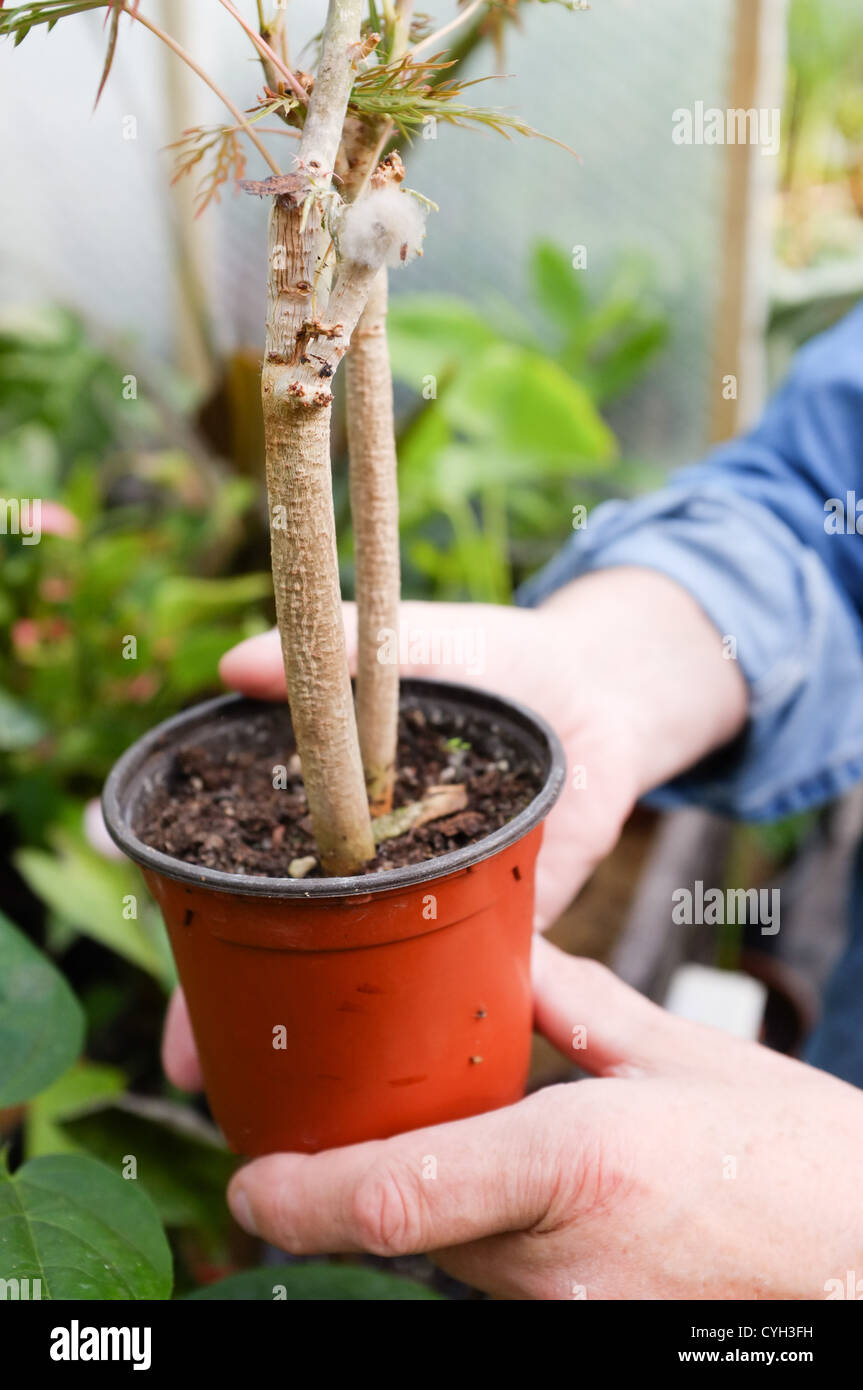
[778,0,863,268]
[359,240,668,602]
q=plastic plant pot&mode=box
[102,679,565,1156]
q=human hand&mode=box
[223,936,863,1300]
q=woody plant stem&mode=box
[263,0,381,875]
[341,2,414,815]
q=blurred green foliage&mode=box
[0,309,269,848]
[338,241,667,602]
[778,0,863,268]
[786,0,863,173]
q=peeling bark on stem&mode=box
[262,0,375,875]
[346,268,400,814]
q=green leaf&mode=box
[14,837,172,985]
[442,345,617,473]
[165,626,243,696]
[0,687,48,751]
[530,240,587,336]
[64,1098,237,1234]
[0,912,84,1107]
[0,2,111,47]
[388,295,499,387]
[348,56,571,150]
[585,319,668,403]
[25,1061,127,1159]
[398,405,453,519]
[187,1264,443,1301]
[398,348,615,518]
[0,1151,173,1300]
[150,573,272,639]
[0,423,61,497]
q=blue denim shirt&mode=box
[520,303,863,1084]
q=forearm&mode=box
[539,566,748,798]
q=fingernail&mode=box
[229,1186,258,1236]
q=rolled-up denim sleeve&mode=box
[518,305,863,822]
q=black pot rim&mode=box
[102,678,566,900]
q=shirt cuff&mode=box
[518,484,863,820]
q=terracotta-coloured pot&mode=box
[103,681,564,1156]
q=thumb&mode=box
[218,627,286,699]
[532,936,717,1079]
[219,600,499,699]
[228,1091,568,1256]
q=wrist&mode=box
[538,566,749,797]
